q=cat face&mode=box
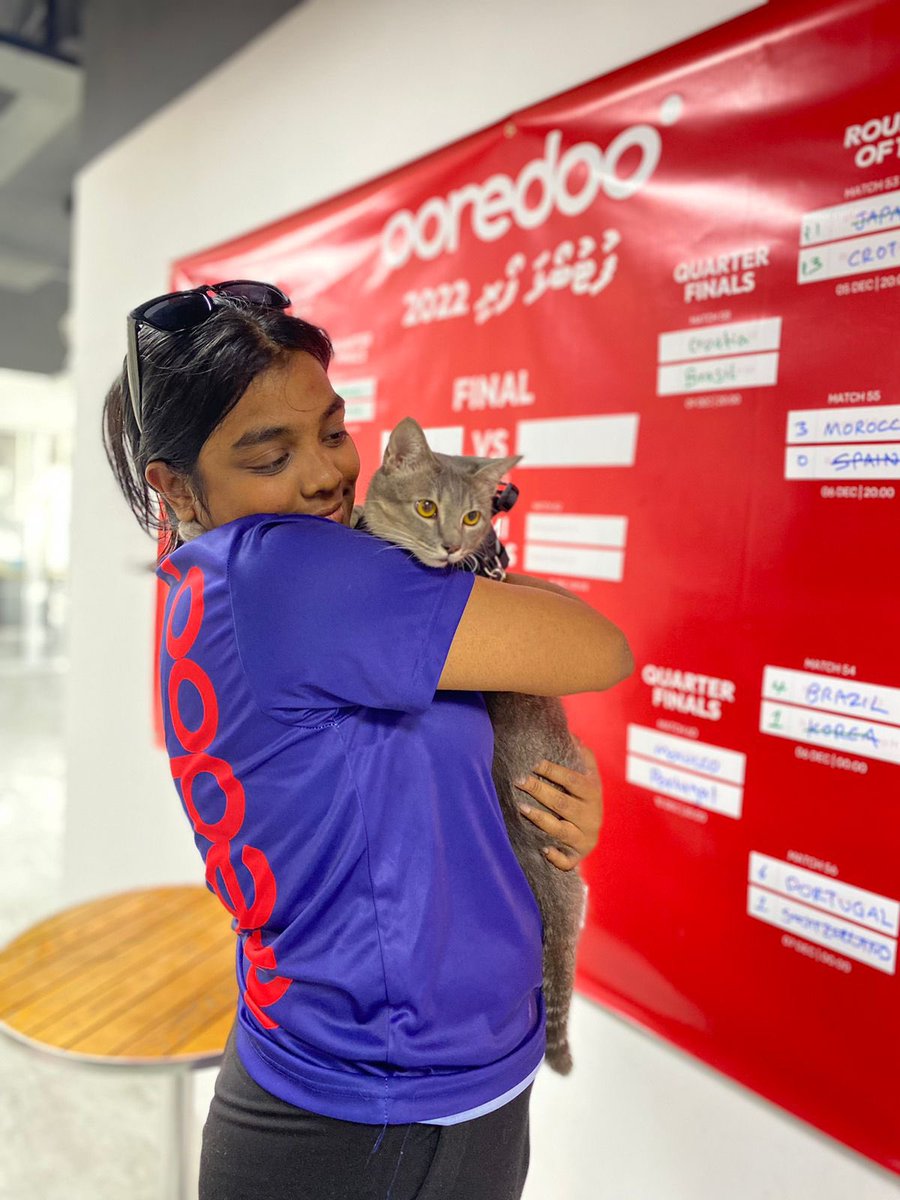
[362,417,521,568]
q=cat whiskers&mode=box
[368,537,444,565]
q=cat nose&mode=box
[442,542,461,554]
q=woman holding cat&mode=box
[103,281,632,1200]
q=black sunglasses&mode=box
[125,279,291,435]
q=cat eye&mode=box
[415,499,438,519]
[462,511,481,527]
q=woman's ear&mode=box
[144,460,200,524]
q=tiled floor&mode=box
[0,639,178,1200]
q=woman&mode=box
[103,281,633,1200]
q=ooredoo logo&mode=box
[161,557,291,1031]
[380,123,664,271]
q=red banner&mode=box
[165,0,899,1171]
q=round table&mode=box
[0,884,237,1198]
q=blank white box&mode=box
[515,414,639,468]
[380,424,465,456]
[524,543,624,581]
[524,513,627,547]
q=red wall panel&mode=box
[155,0,899,1170]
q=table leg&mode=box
[165,1067,197,1200]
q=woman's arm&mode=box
[437,574,633,695]
[504,570,589,603]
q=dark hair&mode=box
[102,300,333,557]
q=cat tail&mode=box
[542,918,574,1074]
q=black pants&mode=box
[199,1022,533,1200]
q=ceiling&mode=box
[0,0,301,376]
[0,0,83,373]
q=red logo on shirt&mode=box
[161,557,291,1030]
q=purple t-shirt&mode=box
[155,512,545,1124]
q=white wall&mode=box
[0,369,73,433]
[67,1,898,1196]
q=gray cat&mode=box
[353,416,588,1075]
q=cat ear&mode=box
[382,417,434,474]
[473,453,523,483]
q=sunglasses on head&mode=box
[125,279,291,435]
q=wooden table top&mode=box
[0,885,237,1066]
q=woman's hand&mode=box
[513,737,603,871]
